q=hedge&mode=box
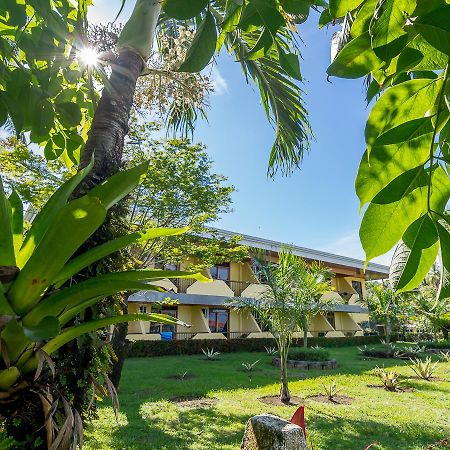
[127,335,385,358]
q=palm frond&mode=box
[220,25,312,177]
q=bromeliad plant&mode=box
[409,357,439,381]
[201,347,220,360]
[373,367,403,392]
[0,161,208,443]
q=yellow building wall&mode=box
[334,312,362,331]
[187,280,234,297]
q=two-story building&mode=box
[127,229,388,341]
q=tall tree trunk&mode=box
[278,338,290,404]
[302,318,308,348]
[76,48,144,193]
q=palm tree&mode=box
[77,0,314,191]
[364,282,409,344]
[289,259,334,348]
[228,250,299,404]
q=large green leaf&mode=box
[0,367,20,391]
[364,78,443,151]
[327,32,384,79]
[52,227,188,288]
[369,0,414,60]
[8,190,23,254]
[23,270,210,326]
[360,166,428,262]
[437,220,450,300]
[350,0,378,38]
[389,214,439,293]
[8,196,107,316]
[397,34,448,72]
[39,313,186,359]
[0,177,15,266]
[356,117,434,206]
[87,161,149,210]
[0,319,30,364]
[247,28,274,60]
[17,158,94,269]
[22,316,61,342]
[329,0,364,18]
[414,5,450,56]
[163,0,208,19]
[177,10,217,73]
[251,0,285,34]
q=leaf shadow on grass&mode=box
[307,410,448,450]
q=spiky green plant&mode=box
[373,367,403,392]
[321,380,341,401]
[201,347,220,360]
[409,357,439,381]
[0,162,208,446]
[242,360,260,372]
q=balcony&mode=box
[171,278,253,296]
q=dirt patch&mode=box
[308,394,353,405]
[367,384,414,393]
[170,395,218,408]
[165,374,196,381]
[259,395,304,406]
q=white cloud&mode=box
[320,230,394,266]
[210,67,228,96]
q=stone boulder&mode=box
[241,413,308,450]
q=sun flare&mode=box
[77,47,99,66]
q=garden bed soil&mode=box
[308,394,353,405]
[170,395,218,408]
[409,376,447,382]
[272,357,338,370]
[259,395,304,406]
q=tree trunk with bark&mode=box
[385,317,392,344]
[278,338,291,404]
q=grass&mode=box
[84,345,450,450]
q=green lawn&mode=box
[84,345,450,449]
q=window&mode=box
[210,263,230,281]
[149,306,177,334]
[352,281,363,301]
[139,305,147,314]
[201,308,209,319]
[208,308,229,335]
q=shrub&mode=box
[373,367,403,392]
[418,340,450,350]
[127,335,384,358]
[409,357,439,381]
[288,347,330,361]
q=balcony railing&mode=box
[224,280,253,296]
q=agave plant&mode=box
[321,380,341,401]
[373,367,403,392]
[440,351,450,363]
[264,346,278,356]
[0,161,208,436]
[409,357,439,381]
[201,348,220,360]
[242,360,260,372]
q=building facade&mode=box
[127,229,388,341]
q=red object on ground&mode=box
[290,406,306,438]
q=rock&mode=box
[241,413,308,450]
[294,361,309,370]
[308,362,322,370]
[272,357,281,366]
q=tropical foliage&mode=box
[322,0,450,298]
[0,162,208,446]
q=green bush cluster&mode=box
[419,340,450,350]
[287,347,330,361]
[127,335,383,357]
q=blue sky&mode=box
[89,2,391,265]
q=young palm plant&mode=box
[228,249,305,404]
[0,162,207,447]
